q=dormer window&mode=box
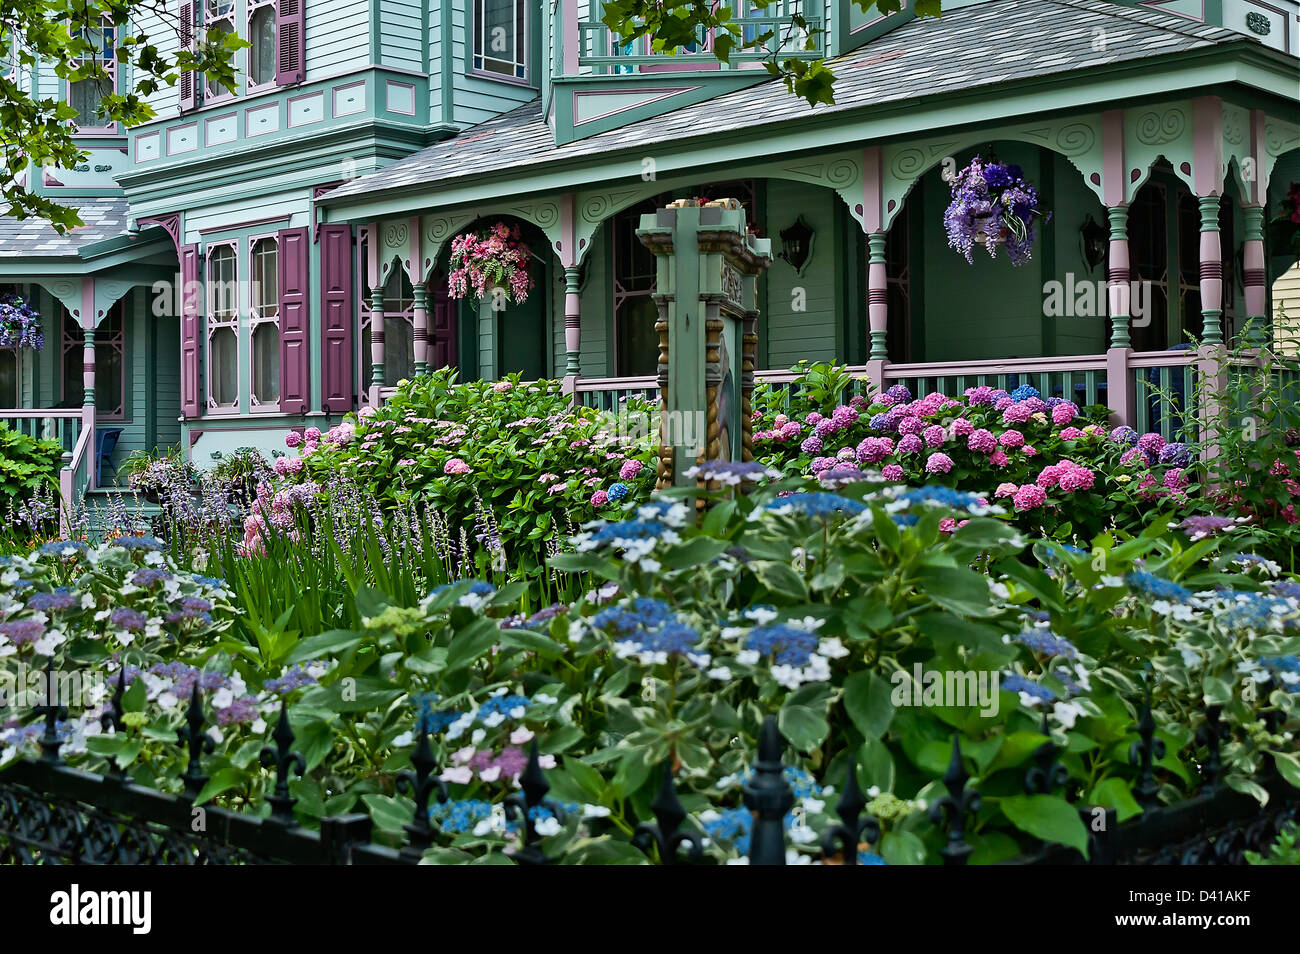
[68,23,117,133]
[247,0,278,89]
[473,0,527,81]
[205,0,236,99]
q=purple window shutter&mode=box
[275,0,305,85]
[178,0,197,111]
[180,243,201,419]
[277,227,310,414]
[319,225,354,413]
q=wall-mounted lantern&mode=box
[778,216,815,275]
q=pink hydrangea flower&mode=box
[994,482,1018,498]
[1058,427,1085,441]
[810,456,837,474]
[967,429,996,454]
[274,457,290,476]
[801,435,824,455]
[896,434,923,456]
[882,464,904,481]
[285,431,302,448]
[773,414,788,428]
[989,449,1010,467]
[857,436,895,463]
[547,481,568,494]
[924,452,954,475]
[897,416,926,437]
[950,417,975,438]
[444,458,472,475]
[591,490,609,506]
[304,427,322,442]
[1023,445,1038,457]
[1002,403,1033,425]
[938,517,957,534]
[1051,402,1078,426]
[923,425,946,447]
[999,429,1025,449]
[1012,484,1047,510]
[619,459,643,481]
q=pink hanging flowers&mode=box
[448,222,534,303]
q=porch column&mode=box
[1241,204,1268,348]
[80,278,97,491]
[564,265,582,376]
[412,283,429,376]
[1197,195,1224,345]
[369,286,386,402]
[1104,205,1134,426]
[866,232,888,392]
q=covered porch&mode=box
[0,199,182,524]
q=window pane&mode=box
[252,239,278,316]
[209,247,237,319]
[616,297,658,377]
[252,322,280,404]
[96,338,123,415]
[211,327,238,406]
[0,350,16,406]
[383,269,413,312]
[478,0,525,77]
[385,316,415,382]
[250,7,277,86]
[70,76,111,126]
[206,20,235,95]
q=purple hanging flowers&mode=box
[0,293,43,350]
[943,156,1046,267]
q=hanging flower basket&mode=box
[447,222,534,304]
[1268,181,1300,258]
[0,293,43,350]
[943,156,1047,267]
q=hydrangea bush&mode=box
[273,369,657,580]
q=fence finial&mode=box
[260,702,306,826]
[504,741,565,865]
[635,763,703,864]
[928,735,980,865]
[35,661,68,764]
[1128,687,1165,807]
[177,683,215,797]
[743,716,794,865]
[396,722,448,861]
[821,755,881,865]
[1024,713,1068,795]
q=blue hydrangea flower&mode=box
[746,624,819,666]
[1124,571,1193,603]
[763,492,866,519]
[1010,385,1040,402]
[1002,673,1057,703]
[1014,630,1079,660]
[607,482,630,502]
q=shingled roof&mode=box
[321,0,1247,205]
[0,197,131,258]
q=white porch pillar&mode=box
[412,282,429,376]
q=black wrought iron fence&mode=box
[1,683,1295,865]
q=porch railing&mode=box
[882,354,1110,408]
[1129,350,1197,442]
[0,410,84,453]
[0,410,91,535]
[58,422,95,537]
[575,3,824,74]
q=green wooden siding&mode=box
[380,0,427,73]
[762,180,841,369]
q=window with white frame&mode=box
[247,0,278,89]
[68,22,117,132]
[249,236,280,408]
[473,0,527,80]
[205,0,237,98]
[207,244,239,411]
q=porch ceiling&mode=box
[318,0,1292,220]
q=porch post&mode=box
[1197,196,1224,346]
[1105,205,1134,425]
[369,286,385,403]
[1241,204,1268,348]
[866,232,888,391]
[564,265,582,376]
[412,282,429,376]
[80,277,97,491]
